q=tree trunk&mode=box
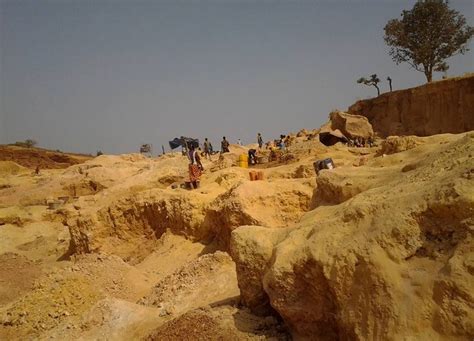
[373,84,380,96]
[424,65,433,82]
[425,72,432,82]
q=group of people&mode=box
[348,136,375,148]
[186,133,265,189]
[186,133,375,188]
[265,135,288,151]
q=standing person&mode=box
[203,138,212,160]
[279,135,286,150]
[257,133,263,149]
[188,144,204,189]
[237,138,242,146]
[221,136,230,153]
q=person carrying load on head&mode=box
[187,143,204,189]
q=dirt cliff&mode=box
[0,145,92,169]
[348,74,474,137]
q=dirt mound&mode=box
[0,273,102,339]
[379,135,424,155]
[0,206,33,226]
[42,298,162,341]
[140,252,239,315]
[146,305,289,341]
[0,253,43,306]
[146,308,239,340]
[0,145,92,169]
[0,161,28,176]
[67,254,151,300]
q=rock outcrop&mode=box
[65,176,314,257]
[208,179,314,249]
[348,74,474,137]
[231,132,474,340]
[230,226,291,314]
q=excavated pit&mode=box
[65,177,315,260]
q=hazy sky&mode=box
[1,0,473,154]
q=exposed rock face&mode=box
[208,179,313,249]
[64,172,313,257]
[348,74,474,137]
[231,132,474,340]
[65,189,212,258]
[229,226,291,313]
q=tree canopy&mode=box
[384,0,473,82]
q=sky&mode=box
[0,0,473,155]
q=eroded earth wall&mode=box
[348,74,474,137]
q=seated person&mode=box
[248,149,257,165]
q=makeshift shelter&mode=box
[319,129,349,146]
[168,137,200,150]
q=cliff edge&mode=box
[348,74,474,137]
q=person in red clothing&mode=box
[187,143,204,189]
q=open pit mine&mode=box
[1,75,473,340]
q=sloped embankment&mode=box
[0,145,92,169]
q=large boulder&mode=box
[329,110,374,140]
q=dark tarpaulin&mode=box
[168,137,199,150]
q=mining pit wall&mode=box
[348,74,474,137]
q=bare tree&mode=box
[357,74,381,96]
